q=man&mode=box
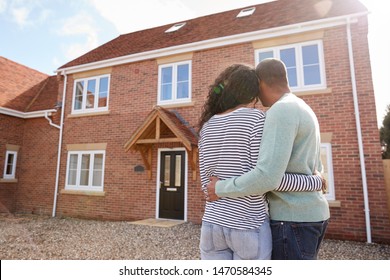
[206,58,330,260]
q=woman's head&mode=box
[198,64,260,130]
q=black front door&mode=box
[159,151,185,220]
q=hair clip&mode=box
[213,83,224,94]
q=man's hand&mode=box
[315,170,327,194]
[205,176,220,202]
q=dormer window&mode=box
[165,22,186,33]
[237,7,256,18]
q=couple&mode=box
[198,58,330,260]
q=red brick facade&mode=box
[1,1,389,244]
[0,115,24,213]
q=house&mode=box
[0,56,60,214]
[1,0,389,244]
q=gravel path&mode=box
[0,214,389,260]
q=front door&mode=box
[159,150,185,220]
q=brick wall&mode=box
[13,116,60,215]
[55,43,255,221]
[351,19,390,243]
[0,115,24,213]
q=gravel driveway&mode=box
[0,214,389,260]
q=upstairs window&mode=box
[158,61,191,105]
[255,40,326,91]
[3,151,17,179]
[72,75,110,114]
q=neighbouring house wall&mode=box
[14,116,60,215]
[0,115,24,213]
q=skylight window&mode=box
[165,22,186,33]
[236,7,256,18]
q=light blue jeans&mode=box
[199,217,272,260]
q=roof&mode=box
[0,56,58,112]
[59,0,367,70]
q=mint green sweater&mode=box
[215,93,330,222]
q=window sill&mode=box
[327,200,341,208]
[0,178,18,183]
[68,110,110,118]
[157,101,195,109]
[60,189,105,196]
[295,87,332,96]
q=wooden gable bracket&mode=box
[137,144,152,179]
[124,107,198,180]
[187,146,198,180]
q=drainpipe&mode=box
[52,71,67,217]
[346,18,372,243]
[44,111,61,130]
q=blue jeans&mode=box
[270,219,329,260]
[200,218,272,260]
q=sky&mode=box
[0,0,388,127]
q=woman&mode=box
[198,64,323,260]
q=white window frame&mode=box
[321,143,335,201]
[255,40,326,92]
[3,151,17,179]
[157,60,192,105]
[71,74,110,114]
[65,150,106,192]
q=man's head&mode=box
[255,58,290,106]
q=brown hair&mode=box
[198,64,259,131]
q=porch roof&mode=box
[124,106,198,152]
[124,106,198,179]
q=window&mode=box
[72,75,110,114]
[158,61,191,105]
[65,150,105,192]
[3,151,17,179]
[237,7,256,18]
[255,40,326,91]
[165,22,186,33]
[320,143,335,200]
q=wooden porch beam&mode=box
[188,147,198,180]
[156,116,160,140]
[136,138,181,144]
